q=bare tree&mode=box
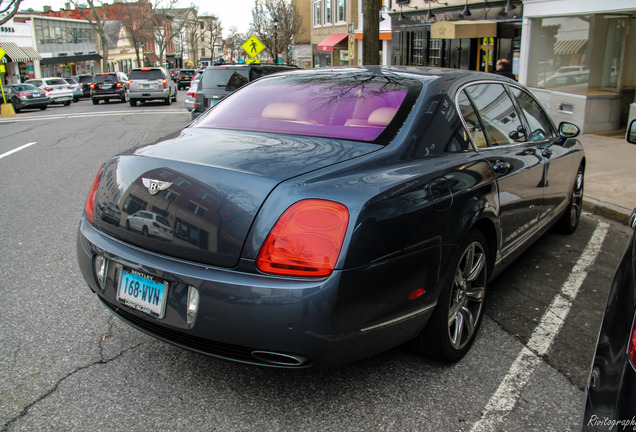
[69,0,111,70]
[250,0,302,64]
[183,3,200,67]
[200,14,222,64]
[152,0,188,66]
[0,0,22,26]
[362,0,380,65]
[120,1,154,68]
[224,27,247,63]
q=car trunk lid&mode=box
[93,127,380,268]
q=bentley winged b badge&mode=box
[142,178,173,195]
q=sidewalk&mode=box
[579,132,634,225]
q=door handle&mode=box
[542,148,553,158]
[492,161,511,175]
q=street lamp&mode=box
[272,16,279,64]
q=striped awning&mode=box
[19,46,42,61]
[554,39,587,55]
[0,42,31,62]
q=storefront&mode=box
[520,0,636,133]
[0,18,43,83]
[390,1,522,74]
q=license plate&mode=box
[33,92,40,97]
[142,84,150,88]
[117,268,168,318]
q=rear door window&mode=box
[202,69,249,90]
[509,87,555,142]
[463,84,525,147]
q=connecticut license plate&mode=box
[117,268,168,318]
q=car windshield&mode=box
[194,72,420,143]
[93,74,118,83]
[201,69,249,90]
[77,76,92,83]
[129,69,164,80]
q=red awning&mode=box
[317,34,348,52]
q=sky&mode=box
[18,0,254,34]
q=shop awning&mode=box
[145,53,160,63]
[317,34,348,52]
[0,42,31,62]
[430,20,497,39]
[40,54,102,65]
[19,46,42,61]
[554,39,587,55]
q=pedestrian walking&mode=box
[493,58,516,80]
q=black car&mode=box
[191,64,298,120]
[72,74,94,98]
[90,71,129,104]
[174,69,196,90]
[78,67,585,369]
[4,83,50,112]
[582,119,636,429]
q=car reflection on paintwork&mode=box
[125,211,172,241]
[78,67,585,369]
[98,201,121,226]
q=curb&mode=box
[583,197,632,226]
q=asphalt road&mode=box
[0,94,630,431]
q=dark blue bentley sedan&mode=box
[77,67,585,369]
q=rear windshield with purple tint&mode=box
[193,73,420,142]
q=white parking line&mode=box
[0,110,187,123]
[0,142,37,160]
[471,221,610,431]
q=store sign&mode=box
[0,26,16,33]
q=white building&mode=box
[0,16,42,84]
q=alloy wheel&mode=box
[447,240,487,351]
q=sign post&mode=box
[0,47,15,117]
[241,35,265,64]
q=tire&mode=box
[92,98,99,105]
[557,165,584,234]
[164,96,170,105]
[104,99,110,104]
[64,101,71,106]
[121,91,129,103]
[172,90,177,103]
[125,220,130,230]
[142,226,149,236]
[40,105,47,111]
[411,230,489,362]
[129,99,137,107]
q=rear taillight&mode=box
[84,165,105,224]
[629,313,636,368]
[45,87,53,92]
[162,79,167,89]
[126,80,130,89]
[90,84,95,89]
[116,82,122,88]
[256,199,349,277]
[152,222,160,228]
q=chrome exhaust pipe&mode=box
[250,350,309,367]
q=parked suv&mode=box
[174,69,196,90]
[191,64,298,120]
[127,67,177,106]
[91,72,129,104]
[72,74,94,97]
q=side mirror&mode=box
[627,119,636,145]
[558,122,580,138]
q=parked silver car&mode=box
[62,77,83,102]
[127,67,177,106]
[26,77,73,106]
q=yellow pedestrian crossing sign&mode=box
[242,35,265,58]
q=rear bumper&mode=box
[77,218,437,369]
[92,88,126,99]
[129,89,170,101]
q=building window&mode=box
[407,31,424,66]
[527,16,591,94]
[324,0,332,25]
[428,38,442,66]
[313,0,321,27]
[336,0,345,22]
